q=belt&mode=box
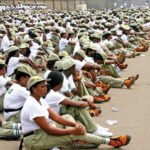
[4,107,23,113]
[19,131,36,150]
[23,131,35,137]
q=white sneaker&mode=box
[93,129,113,137]
[96,124,110,132]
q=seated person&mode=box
[21,75,131,150]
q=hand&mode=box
[87,101,97,109]
[74,71,82,81]
[78,102,88,108]
[72,123,86,135]
[100,69,109,75]
[82,71,93,80]
[84,82,96,89]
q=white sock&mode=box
[13,123,21,130]
[105,138,110,144]
[13,129,22,136]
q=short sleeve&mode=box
[29,99,49,121]
[68,75,76,90]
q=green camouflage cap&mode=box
[16,64,31,76]
[24,37,32,43]
[76,50,86,58]
[87,43,97,51]
[62,58,75,70]
[20,43,29,49]
[58,51,69,57]
[90,33,101,39]
[27,76,46,90]
[54,60,63,71]
[47,53,60,61]
[120,24,130,30]
[0,59,6,65]
[7,46,19,53]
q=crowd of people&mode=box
[0,3,150,150]
[0,3,47,12]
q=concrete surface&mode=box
[0,50,150,150]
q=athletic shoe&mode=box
[124,79,134,89]
[93,129,113,137]
[96,125,109,132]
[93,95,111,103]
[88,107,102,117]
[109,135,131,148]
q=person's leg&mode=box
[0,128,15,139]
[0,122,21,139]
[0,94,5,112]
[77,80,90,96]
[56,114,76,129]
[60,105,97,133]
[102,64,119,78]
[6,111,21,123]
[24,129,105,150]
[88,87,103,96]
[98,75,124,88]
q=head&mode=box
[28,76,47,99]
[103,33,112,40]
[86,48,95,57]
[94,53,104,64]
[20,47,31,57]
[47,71,64,92]
[74,51,85,61]
[15,71,30,87]
[46,59,58,71]
[63,65,76,77]
[123,29,130,35]
[90,37,101,43]
[27,40,33,47]
[63,59,76,77]
[61,32,68,39]
[6,49,20,64]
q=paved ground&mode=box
[0,50,150,150]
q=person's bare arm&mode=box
[34,116,85,135]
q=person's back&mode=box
[4,83,30,120]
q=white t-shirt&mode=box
[84,56,94,63]
[103,39,114,49]
[4,83,30,120]
[0,34,11,52]
[121,34,128,44]
[59,38,68,51]
[29,42,40,60]
[0,76,11,96]
[60,74,76,94]
[74,59,86,71]
[45,89,65,114]
[7,57,20,76]
[21,96,49,134]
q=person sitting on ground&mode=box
[20,75,131,150]
[45,71,111,137]
[3,64,31,123]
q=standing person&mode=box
[21,75,131,150]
